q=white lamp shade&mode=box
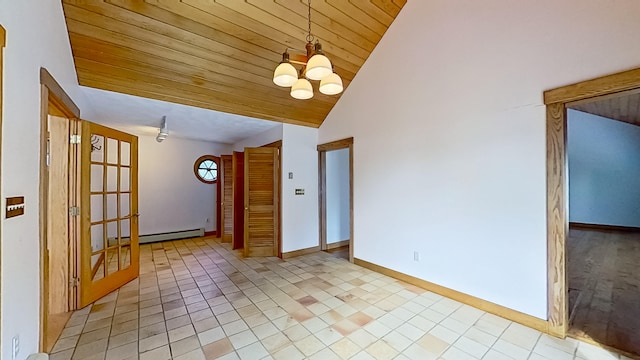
[305,54,332,80]
[273,62,298,87]
[319,73,343,95]
[290,78,313,99]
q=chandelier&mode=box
[272,0,343,100]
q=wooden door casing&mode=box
[221,155,233,242]
[232,151,244,250]
[244,147,278,257]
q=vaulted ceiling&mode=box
[62,0,406,128]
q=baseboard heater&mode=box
[139,228,205,244]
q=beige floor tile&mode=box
[169,324,196,343]
[261,332,291,353]
[108,329,138,349]
[138,332,168,353]
[197,326,226,346]
[236,341,269,360]
[105,341,138,360]
[330,337,361,359]
[293,335,325,357]
[228,329,258,349]
[49,349,74,360]
[365,340,399,360]
[171,334,203,357]
[272,344,305,360]
[441,345,478,360]
[51,335,80,353]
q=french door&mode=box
[80,121,139,307]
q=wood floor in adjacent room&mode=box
[568,227,640,357]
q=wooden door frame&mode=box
[0,24,5,340]
[232,151,244,250]
[544,67,640,338]
[220,155,233,242]
[317,137,354,263]
[39,68,81,351]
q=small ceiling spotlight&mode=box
[156,116,168,142]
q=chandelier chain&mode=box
[306,0,314,43]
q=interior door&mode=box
[80,121,138,307]
[244,147,278,257]
[220,155,233,242]
[232,151,244,250]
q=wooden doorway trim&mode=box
[317,137,354,262]
[544,67,640,338]
[39,68,81,351]
[220,155,233,242]
[0,24,5,341]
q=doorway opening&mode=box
[318,138,353,262]
[565,96,640,355]
[545,68,640,357]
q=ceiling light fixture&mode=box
[156,116,168,142]
[272,0,343,99]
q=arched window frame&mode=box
[193,155,220,184]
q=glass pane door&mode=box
[80,121,138,307]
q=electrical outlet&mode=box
[413,251,420,262]
[12,335,19,359]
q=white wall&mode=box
[318,0,640,319]
[134,135,231,235]
[232,123,319,253]
[281,124,319,253]
[0,1,90,358]
[326,149,350,244]
[233,124,282,151]
[568,110,640,228]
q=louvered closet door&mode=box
[220,155,233,242]
[244,147,278,257]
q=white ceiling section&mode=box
[80,86,281,144]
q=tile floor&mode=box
[49,237,631,360]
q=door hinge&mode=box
[70,278,79,287]
[69,206,80,216]
[46,138,51,167]
[70,134,81,144]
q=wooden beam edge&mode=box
[40,68,81,118]
[569,222,640,233]
[0,25,6,47]
[354,258,551,335]
[317,137,354,151]
[544,68,640,105]
[281,246,320,259]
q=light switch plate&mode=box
[6,197,25,218]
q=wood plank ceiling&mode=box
[62,0,406,127]
[570,91,640,128]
